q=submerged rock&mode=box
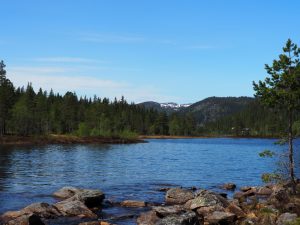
[165,188,194,205]
[79,221,115,225]
[222,183,236,191]
[120,200,147,208]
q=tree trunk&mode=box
[288,110,296,194]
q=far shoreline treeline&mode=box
[0,60,299,140]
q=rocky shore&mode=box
[0,135,144,145]
[1,181,300,225]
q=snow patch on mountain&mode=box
[160,102,191,110]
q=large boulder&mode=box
[54,199,97,218]
[74,189,105,208]
[53,186,81,199]
[53,187,105,208]
[137,210,160,225]
[256,187,273,196]
[225,202,246,218]
[1,202,61,224]
[276,213,298,225]
[1,213,45,225]
[155,211,201,225]
[206,211,236,225]
[152,205,185,217]
[165,188,194,205]
[185,190,229,210]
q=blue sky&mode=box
[1,1,300,103]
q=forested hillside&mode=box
[1,60,298,137]
[0,61,197,137]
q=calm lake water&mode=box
[0,138,299,224]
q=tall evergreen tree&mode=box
[0,61,15,135]
[253,39,300,193]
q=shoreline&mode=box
[0,134,280,145]
[0,134,145,146]
[139,135,280,139]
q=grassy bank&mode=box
[139,134,280,139]
[0,134,144,145]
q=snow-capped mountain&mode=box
[160,102,191,110]
[137,101,191,113]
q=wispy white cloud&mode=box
[7,65,176,103]
[79,32,219,51]
[10,66,73,74]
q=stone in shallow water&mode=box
[54,199,97,218]
[165,188,194,205]
[75,189,105,208]
[222,183,236,191]
[79,221,116,225]
[137,210,160,225]
[53,186,81,199]
[152,205,185,217]
[53,186,105,208]
[155,211,200,225]
[1,202,62,223]
[120,200,147,208]
[185,190,228,210]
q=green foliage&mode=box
[286,218,300,225]
[77,122,90,137]
[253,39,300,190]
[118,129,138,140]
[292,120,300,136]
[259,150,276,158]
[261,173,282,183]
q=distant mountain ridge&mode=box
[138,96,254,124]
[138,101,192,113]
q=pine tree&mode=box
[253,39,300,193]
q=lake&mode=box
[0,138,299,224]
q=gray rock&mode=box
[165,188,194,205]
[276,213,297,225]
[54,187,105,208]
[152,205,185,217]
[137,211,160,225]
[54,199,97,218]
[185,190,228,210]
[74,189,105,208]
[155,211,200,225]
[4,213,45,225]
[256,187,273,195]
[206,211,236,224]
[1,202,61,221]
[222,183,236,191]
[53,186,80,199]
